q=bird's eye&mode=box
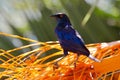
[59,14,63,18]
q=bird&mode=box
[51,13,100,67]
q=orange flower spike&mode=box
[0,32,120,80]
[25,59,32,65]
[24,55,36,65]
[30,55,37,63]
[63,68,74,77]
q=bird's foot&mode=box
[53,62,59,70]
[74,62,77,68]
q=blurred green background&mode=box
[0,0,120,50]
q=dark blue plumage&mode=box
[51,13,100,62]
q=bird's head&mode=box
[51,13,71,25]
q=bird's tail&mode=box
[88,54,101,62]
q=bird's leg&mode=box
[74,54,79,68]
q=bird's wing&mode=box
[60,27,90,55]
[61,38,90,56]
[63,26,85,45]
[75,30,85,44]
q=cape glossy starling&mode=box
[51,13,100,66]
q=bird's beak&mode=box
[50,14,57,17]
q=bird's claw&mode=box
[74,62,77,68]
[53,62,59,70]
